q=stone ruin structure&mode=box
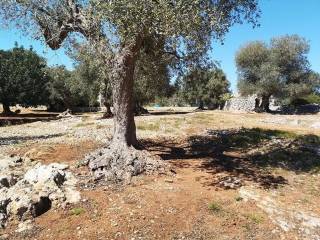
[224,94,279,112]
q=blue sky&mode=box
[0,0,319,92]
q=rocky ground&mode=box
[0,108,320,239]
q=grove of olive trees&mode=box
[0,0,260,181]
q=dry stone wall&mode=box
[224,95,258,112]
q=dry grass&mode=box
[136,109,320,138]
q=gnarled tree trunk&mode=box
[135,101,149,116]
[194,99,204,111]
[260,95,271,112]
[102,102,113,118]
[1,103,13,115]
[86,38,167,183]
[110,46,138,147]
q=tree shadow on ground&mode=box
[0,134,65,146]
[0,114,59,127]
[142,128,320,189]
[0,113,59,118]
[147,111,191,116]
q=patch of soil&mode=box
[10,140,101,165]
[0,113,58,126]
[5,164,278,240]
[2,137,280,240]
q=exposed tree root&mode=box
[134,105,149,116]
[85,144,169,183]
[101,111,114,119]
[193,107,205,112]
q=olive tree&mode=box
[0,0,260,181]
[70,43,113,117]
[180,67,230,110]
[236,41,277,111]
[0,44,49,115]
[236,35,316,112]
[270,35,315,102]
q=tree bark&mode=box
[199,100,204,109]
[105,102,112,115]
[260,95,271,112]
[194,99,205,111]
[102,101,113,118]
[2,103,13,115]
[109,39,143,148]
[135,101,149,115]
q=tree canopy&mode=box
[0,43,49,114]
[0,0,260,77]
[236,35,318,111]
[179,67,230,109]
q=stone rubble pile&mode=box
[0,155,80,229]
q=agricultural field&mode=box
[1,108,320,240]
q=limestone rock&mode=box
[0,155,80,229]
[57,109,74,118]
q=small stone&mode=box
[15,220,33,233]
[111,221,118,227]
[0,234,9,240]
[164,179,173,183]
[76,226,81,230]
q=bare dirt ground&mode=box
[1,108,320,239]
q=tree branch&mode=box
[162,50,183,59]
[30,1,96,50]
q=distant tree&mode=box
[47,65,100,111]
[236,41,277,111]
[270,35,315,102]
[0,44,48,115]
[70,43,172,116]
[134,51,172,114]
[236,35,317,112]
[180,67,230,110]
[46,66,74,111]
[70,43,112,117]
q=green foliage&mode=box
[290,98,310,107]
[46,65,99,111]
[245,213,264,224]
[46,66,73,111]
[179,67,230,109]
[0,43,49,112]
[0,0,260,84]
[236,35,318,105]
[70,42,173,109]
[70,207,85,216]
[134,51,172,107]
[302,93,320,104]
[152,94,187,107]
[208,202,223,212]
[235,196,243,202]
[70,43,109,107]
